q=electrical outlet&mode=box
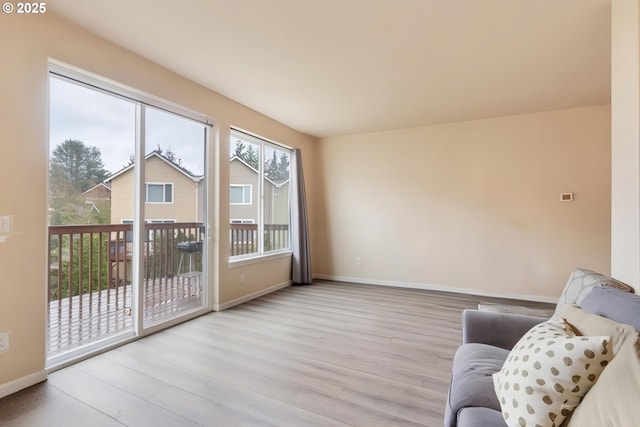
[356,256,362,266]
[0,216,11,234]
[0,332,9,353]
[240,272,246,283]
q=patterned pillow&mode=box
[492,318,612,427]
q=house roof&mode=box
[106,151,204,183]
[82,182,111,196]
[230,156,289,188]
[49,0,611,138]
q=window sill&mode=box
[228,250,292,269]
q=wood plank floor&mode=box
[0,281,554,427]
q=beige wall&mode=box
[611,0,640,288]
[315,106,611,299]
[0,12,316,392]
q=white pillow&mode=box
[492,318,612,427]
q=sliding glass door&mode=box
[47,68,210,365]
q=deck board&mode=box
[47,274,204,356]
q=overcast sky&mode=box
[49,77,206,176]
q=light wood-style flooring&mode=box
[0,281,554,427]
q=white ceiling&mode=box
[49,0,611,138]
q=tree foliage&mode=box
[265,150,290,183]
[49,139,111,225]
[50,139,109,193]
[232,140,259,169]
[232,140,290,183]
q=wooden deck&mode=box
[47,274,204,356]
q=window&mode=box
[146,183,173,203]
[230,129,292,258]
[230,184,252,205]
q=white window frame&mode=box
[229,129,293,261]
[230,184,252,205]
[145,182,173,204]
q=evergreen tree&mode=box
[232,140,259,169]
[49,139,110,225]
[50,139,109,193]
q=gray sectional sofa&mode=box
[445,269,640,427]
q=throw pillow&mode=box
[492,318,612,427]
[557,304,638,355]
[579,286,640,330]
[554,268,634,316]
[564,332,640,426]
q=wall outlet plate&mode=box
[0,332,9,352]
[0,216,11,234]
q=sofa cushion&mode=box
[555,268,634,316]
[457,407,506,427]
[445,343,509,427]
[580,286,640,330]
[492,318,612,427]
[566,334,640,426]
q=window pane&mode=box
[243,185,251,204]
[264,146,290,253]
[230,135,261,256]
[143,106,207,327]
[230,186,243,204]
[147,184,163,202]
[165,184,172,203]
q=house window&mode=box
[230,184,252,205]
[146,183,173,203]
[230,129,292,258]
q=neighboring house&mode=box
[107,151,204,225]
[230,155,290,225]
[81,182,111,215]
[83,182,111,201]
[105,151,205,283]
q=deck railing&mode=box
[47,222,204,354]
[48,222,204,303]
[47,221,287,354]
[229,223,289,256]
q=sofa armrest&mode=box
[462,309,548,350]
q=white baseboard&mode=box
[215,280,292,311]
[313,274,558,304]
[0,370,48,399]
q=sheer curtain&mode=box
[290,148,312,284]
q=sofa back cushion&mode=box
[555,268,634,316]
[580,286,640,331]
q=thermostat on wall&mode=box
[560,193,574,202]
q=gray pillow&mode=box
[580,286,640,330]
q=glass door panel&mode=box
[48,76,136,361]
[142,107,207,327]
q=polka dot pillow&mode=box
[492,318,612,427]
